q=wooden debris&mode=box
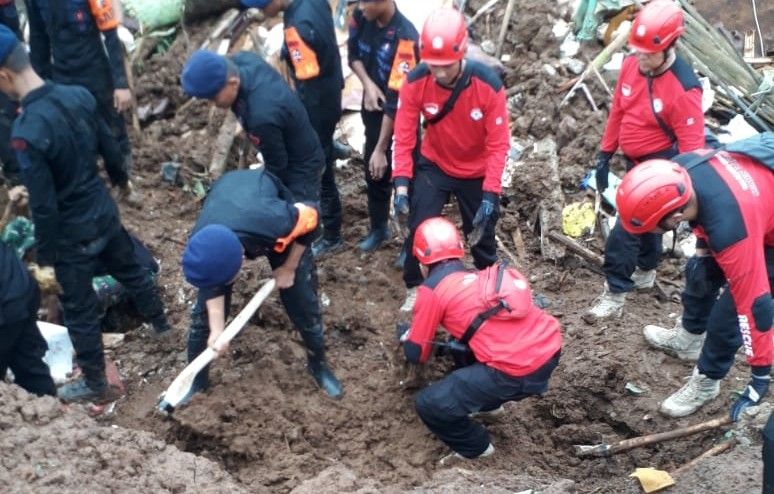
[671,439,737,477]
[209,112,240,178]
[546,231,603,266]
[494,0,517,60]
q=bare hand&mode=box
[363,81,386,112]
[113,88,133,112]
[273,265,296,289]
[116,181,142,208]
[369,150,389,181]
[208,331,229,357]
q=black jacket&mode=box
[25,0,128,92]
[192,169,312,257]
[0,241,37,326]
[231,52,324,203]
[11,83,126,266]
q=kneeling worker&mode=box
[182,169,342,399]
[396,217,562,462]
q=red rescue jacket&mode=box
[403,261,563,377]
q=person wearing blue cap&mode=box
[241,0,344,258]
[0,24,172,403]
[24,0,139,204]
[181,49,324,209]
[182,168,343,400]
[0,2,22,185]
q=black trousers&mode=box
[305,94,342,241]
[602,221,662,293]
[403,157,498,288]
[415,352,560,458]
[697,247,774,380]
[0,287,56,397]
[55,224,164,388]
[361,109,392,229]
[187,247,326,391]
[93,86,132,174]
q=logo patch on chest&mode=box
[424,103,440,115]
[470,108,483,121]
[621,83,632,97]
[652,98,663,113]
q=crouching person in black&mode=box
[0,240,56,396]
[182,169,343,400]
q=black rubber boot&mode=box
[58,375,121,404]
[394,243,407,269]
[358,225,390,252]
[301,327,343,399]
[311,236,344,257]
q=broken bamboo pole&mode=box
[494,0,516,60]
[574,415,731,458]
[670,439,737,477]
[546,231,603,266]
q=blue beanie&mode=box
[241,0,273,8]
[0,24,19,66]
[183,225,243,288]
[181,50,228,99]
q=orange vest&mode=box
[284,26,320,80]
[388,39,416,91]
[88,0,119,31]
[274,203,318,253]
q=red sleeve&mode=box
[404,286,444,363]
[714,239,773,367]
[392,78,422,181]
[668,87,705,153]
[599,57,635,153]
[482,86,510,194]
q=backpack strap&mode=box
[646,76,677,145]
[673,148,722,171]
[459,261,509,345]
[424,60,473,127]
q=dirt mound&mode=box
[0,382,246,493]
[2,1,768,493]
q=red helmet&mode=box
[413,217,464,265]
[629,0,685,53]
[616,159,693,234]
[419,8,468,65]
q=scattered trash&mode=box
[629,467,675,493]
[564,58,585,75]
[625,382,648,396]
[160,161,181,185]
[552,20,571,39]
[559,33,580,58]
[479,39,496,55]
[584,169,622,210]
[37,321,74,384]
[561,202,596,238]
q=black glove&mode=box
[730,368,770,421]
[469,192,498,247]
[395,322,409,343]
[595,151,613,193]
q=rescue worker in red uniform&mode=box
[585,0,705,322]
[615,135,773,419]
[347,0,419,252]
[392,8,510,312]
[242,0,344,257]
[396,217,562,463]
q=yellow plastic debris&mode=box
[561,201,596,238]
[629,467,675,493]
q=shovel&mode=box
[157,278,276,414]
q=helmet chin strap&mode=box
[648,48,675,76]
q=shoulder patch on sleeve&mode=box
[406,63,431,83]
[669,57,702,92]
[88,0,119,31]
[11,138,26,151]
[467,60,503,91]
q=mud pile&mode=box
[1,0,768,492]
[0,382,246,493]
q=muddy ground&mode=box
[2,1,770,493]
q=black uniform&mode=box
[0,1,22,184]
[186,169,325,393]
[12,82,166,392]
[0,241,56,397]
[282,0,343,242]
[25,0,132,171]
[231,52,324,204]
[347,7,419,230]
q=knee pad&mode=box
[753,294,773,333]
